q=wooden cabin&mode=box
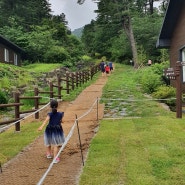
[156,0,185,89]
[0,35,24,66]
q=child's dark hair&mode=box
[50,100,58,113]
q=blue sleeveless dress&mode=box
[44,112,65,146]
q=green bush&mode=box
[152,85,176,108]
[0,91,8,110]
[150,61,170,75]
[140,70,162,93]
[81,55,92,62]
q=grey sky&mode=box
[49,0,97,31]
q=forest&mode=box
[0,0,170,67]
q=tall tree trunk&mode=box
[149,0,154,14]
[122,15,138,68]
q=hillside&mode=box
[0,63,64,103]
[72,26,84,38]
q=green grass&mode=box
[80,118,185,185]
[79,64,185,185]
[22,63,63,73]
[0,121,42,164]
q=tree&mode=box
[0,0,52,29]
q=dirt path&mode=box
[0,76,107,185]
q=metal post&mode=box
[75,115,84,166]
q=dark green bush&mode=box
[152,85,176,108]
[140,70,162,93]
[0,91,8,110]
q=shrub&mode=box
[0,91,8,110]
[140,70,162,93]
[152,85,176,108]
[81,55,92,62]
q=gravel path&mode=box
[0,76,107,185]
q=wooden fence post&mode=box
[79,72,82,87]
[50,82,53,98]
[57,75,62,99]
[34,87,39,119]
[71,73,75,90]
[66,72,70,94]
[14,92,20,131]
[76,72,78,88]
[82,71,85,84]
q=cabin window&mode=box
[4,48,9,62]
[14,53,18,65]
[182,48,185,82]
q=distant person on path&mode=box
[148,59,152,66]
[105,64,110,76]
[108,61,113,73]
[38,99,65,164]
[100,60,105,76]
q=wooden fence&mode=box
[0,64,100,131]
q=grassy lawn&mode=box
[22,63,63,73]
[79,64,185,185]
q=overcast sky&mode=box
[49,0,97,31]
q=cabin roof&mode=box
[156,0,184,48]
[0,35,24,53]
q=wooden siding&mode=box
[169,4,185,90]
[0,43,21,66]
[170,4,185,67]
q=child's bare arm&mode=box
[38,115,49,131]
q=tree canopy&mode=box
[0,0,84,66]
[0,0,169,67]
[81,0,169,65]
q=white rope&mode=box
[37,98,98,185]
[100,97,176,101]
[0,101,51,132]
[0,97,63,132]
[37,121,77,185]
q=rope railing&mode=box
[37,98,99,185]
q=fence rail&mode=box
[0,64,100,131]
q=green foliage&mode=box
[81,55,92,62]
[0,2,84,65]
[0,76,11,89]
[137,45,147,65]
[158,49,170,63]
[0,91,8,110]
[137,68,162,93]
[43,46,70,63]
[152,85,176,107]
[0,0,51,28]
[151,61,170,75]
[20,91,35,110]
[135,62,170,94]
[22,63,62,73]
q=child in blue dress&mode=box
[38,99,65,163]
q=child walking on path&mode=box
[105,64,110,76]
[38,99,65,164]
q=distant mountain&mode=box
[72,27,84,38]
